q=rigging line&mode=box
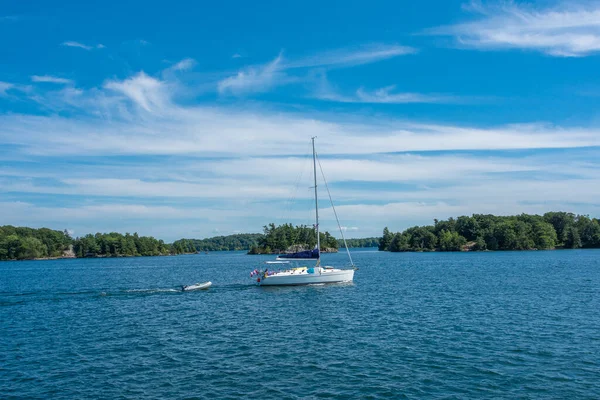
[288,148,312,247]
[278,149,311,224]
[315,153,355,268]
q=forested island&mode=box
[0,226,264,261]
[2,212,599,261]
[171,234,263,253]
[379,212,600,252]
[0,223,358,261]
[247,223,339,254]
[340,237,380,248]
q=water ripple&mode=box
[1,250,600,398]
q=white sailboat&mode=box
[251,137,356,286]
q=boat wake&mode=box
[124,288,180,294]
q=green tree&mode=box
[438,230,467,251]
[532,220,557,249]
[379,227,393,251]
[564,226,582,249]
[16,237,47,260]
[389,233,410,252]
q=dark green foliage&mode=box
[406,226,438,251]
[0,226,71,260]
[378,212,600,252]
[248,223,338,254]
[378,226,394,250]
[438,230,467,251]
[73,232,170,257]
[379,227,393,251]
[532,220,558,250]
[455,216,479,241]
[340,237,380,248]
[171,233,263,253]
[389,232,410,252]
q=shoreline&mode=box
[0,247,593,262]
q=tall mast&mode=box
[312,137,320,255]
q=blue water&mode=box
[1,249,599,399]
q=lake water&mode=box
[1,249,599,399]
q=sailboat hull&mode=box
[258,268,354,286]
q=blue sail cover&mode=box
[276,248,320,260]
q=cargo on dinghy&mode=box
[181,281,212,291]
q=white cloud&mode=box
[61,41,104,50]
[0,177,294,200]
[0,81,13,96]
[62,41,92,50]
[218,44,414,95]
[3,69,600,239]
[3,102,600,158]
[103,72,170,112]
[430,1,600,57]
[316,82,461,104]
[170,58,196,71]
[0,200,264,225]
[285,44,415,69]
[218,54,285,95]
[31,75,73,85]
[206,154,542,185]
[232,53,243,58]
[354,86,460,104]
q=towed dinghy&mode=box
[182,281,212,291]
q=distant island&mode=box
[0,224,375,261]
[245,223,379,255]
[378,212,600,252]
[246,223,338,255]
[0,227,264,261]
[2,211,598,261]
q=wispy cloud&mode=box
[316,82,462,104]
[160,58,197,78]
[170,58,196,71]
[232,53,243,58]
[3,69,600,239]
[31,75,73,85]
[3,73,600,157]
[218,44,414,95]
[285,44,415,69]
[429,1,600,57]
[0,81,14,96]
[218,54,287,95]
[62,41,105,50]
[103,71,171,112]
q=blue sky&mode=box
[1,0,600,241]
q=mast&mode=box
[312,137,320,256]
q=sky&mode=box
[1,0,600,241]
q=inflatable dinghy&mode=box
[182,281,212,291]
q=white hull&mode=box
[182,281,212,291]
[258,268,354,286]
[251,139,357,287]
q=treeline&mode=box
[339,237,380,248]
[379,212,600,252]
[0,226,174,260]
[248,223,338,254]
[73,232,170,257]
[0,226,72,260]
[171,234,263,253]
